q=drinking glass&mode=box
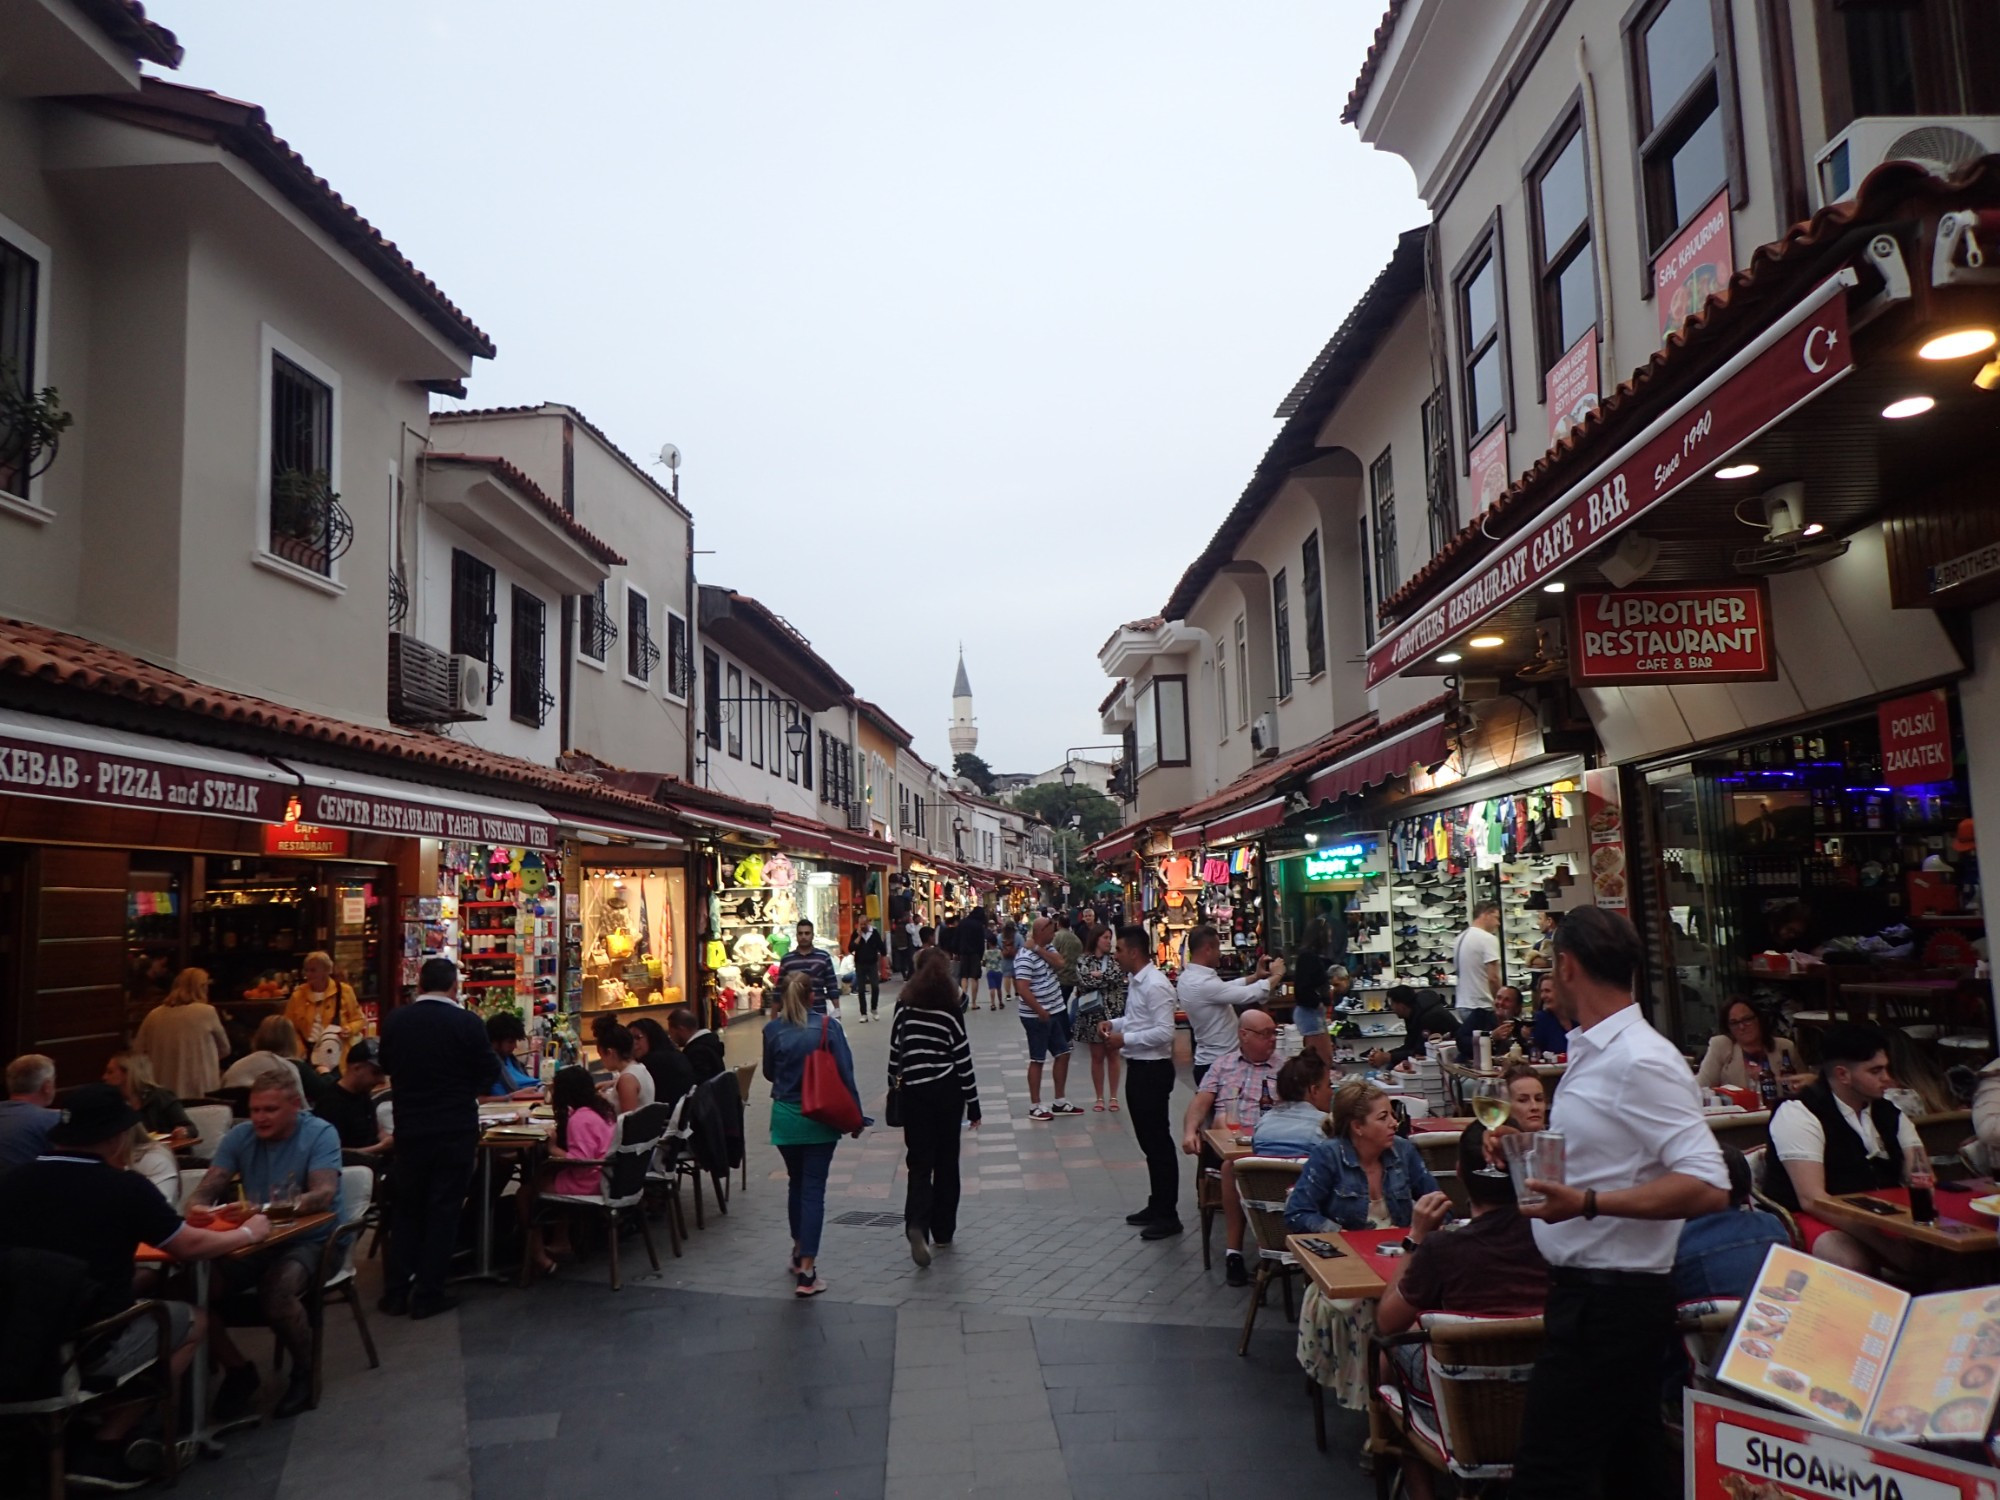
[1468,1082,1512,1178]
[1906,1144,1937,1225]
[1502,1130,1565,1207]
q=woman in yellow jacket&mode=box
[283,950,365,1053]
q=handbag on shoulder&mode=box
[801,1012,864,1134]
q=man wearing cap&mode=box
[0,1083,274,1484]
[186,1065,343,1420]
[315,1038,392,1158]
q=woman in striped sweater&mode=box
[889,959,982,1265]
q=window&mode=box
[1528,107,1597,371]
[450,550,497,705]
[1369,447,1399,600]
[915,794,927,839]
[899,784,911,832]
[1299,532,1326,679]
[268,353,340,576]
[1232,616,1249,729]
[579,579,615,664]
[1216,641,1230,744]
[509,588,552,727]
[749,678,765,768]
[1815,1,2000,135]
[0,233,42,502]
[1625,0,1741,256]
[703,648,721,748]
[1358,516,1376,649]
[1422,386,1457,554]
[624,587,658,685]
[664,611,689,701]
[768,693,782,779]
[801,714,814,791]
[725,664,743,758]
[1272,570,1293,698]
[1453,217,1510,443]
[1134,676,1190,774]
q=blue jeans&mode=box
[779,1141,837,1258]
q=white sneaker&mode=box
[1050,1101,1084,1116]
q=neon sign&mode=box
[1303,843,1370,881]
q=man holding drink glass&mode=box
[1489,907,1728,1499]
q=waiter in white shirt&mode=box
[1176,927,1284,1088]
[1100,924,1186,1238]
[1493,907,1727,1499]
[1453,900,1502,1010]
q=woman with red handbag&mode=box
[763,972,864,1296]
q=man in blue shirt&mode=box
[777,919,840,1012]
[0,1052,60,1171]
[186,1065,343,1420]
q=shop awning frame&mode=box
[278,760,559,851]
[0,707,297,824]
[1304,713,1454,808]
[667,802,778,844]
[550,813,685,851]
[1199,796,1288,845]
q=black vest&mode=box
[1760,1080,1904,1212]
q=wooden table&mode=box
[1286,1229,1406,1301]
[467,1119,552,1283]
[1204,1125,1253,1163]
[1809,1184,1997,1255]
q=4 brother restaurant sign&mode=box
[1570,582,1775,686]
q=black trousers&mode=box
[1123,1058,1178,1222]
[855,966,881,1014]
[901,1078,965,1242]
[1511,1272,1677,1499]
[382,1130,477,1305]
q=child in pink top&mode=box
[521,1066,617,1276]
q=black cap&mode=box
[47,1084,143,1147]
[345,1037,382,1068]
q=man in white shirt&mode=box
[1452,901,1501,1010]
[1101,924,1185,1237]
[1176,926,1284,1087]
[1496,907,1727,1500]
[1761,1021,1921,1273]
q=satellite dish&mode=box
[656,443,681,472]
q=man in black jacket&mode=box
[849,917,887,1022]
[1370,986,1461,1068]
[377,959,499,1318]
[668,1006,727,1083]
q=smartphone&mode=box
[1301,1238,1344,1258]
[1849,1196,1900,1215]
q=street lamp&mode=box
[783,716,810,762]
[1059,760,1076,788]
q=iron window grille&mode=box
[703,648,722,746]
[388,568,409,629]
[580,579,617,661]
[450,550,498,704]
[627,594,659,682]
[1422,385,1457,554]
[0,237,43,497]
[268,354,349,575]
[665,612,690,699]
[1369,447,1399,601]
[1272,569,1293,697]
[510,587,553,727]
[1300,531,1326,679]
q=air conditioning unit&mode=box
[1249,712,1279,760]
[845,802,868,832]
[388,632,484,725]
[1814,117,2000,208]
[453,656,489,719]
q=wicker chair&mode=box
[522,1103,670,1290]
[1371,1314,1543,1498]
[1748,1186,1804,1250]
[1232,1156,1305,1357]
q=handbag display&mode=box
[801,1013,864,1134]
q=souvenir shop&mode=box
[703,844,867,1020]
[568,835,690,1049]
[1267,832,1385,973]
[1140,838,1265,976]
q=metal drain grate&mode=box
[831,1211,908,1227]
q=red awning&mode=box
[1200,796,1287,845]
[1305,714,1452,807]
[666,802,778,842]
[1169,823,1204,851]
[1086,827,1140,862]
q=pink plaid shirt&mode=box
[1202,1048,1280,1124]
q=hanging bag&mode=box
[801,1013,864,1134]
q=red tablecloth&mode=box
[1342,1226,1411,1286]
[1794,1182,1989,1249]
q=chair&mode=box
[1196,1163,1224,1270]
[1415,1130,1469,1216]
[1705,1110,1773,1160]
[679,1073,740,1226]
[643,1095,693,1259]
[525,1103,670,1290]
[181,1103,235,1162]
[206,1087,252,1118]
[1674,1298,1743,1392]
[1371,1314,1544,1498]
[1232,1156,1306,1358]
[307,1164,381,1405]
[1749,1187,1804,1250]
[731,1063,757,1187]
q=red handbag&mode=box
[801,1013,863,1134]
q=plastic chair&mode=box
[1232,1156,1305,1357]
[644,1095,692,1258]
[525,1103,670,1290]
[182,1103,234,1161]
[308,1164,381,1404]
[1371,1314,1544,1498]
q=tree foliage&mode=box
[1011,782,1121,844]
[952,752,996,794]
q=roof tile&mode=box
[423,453,626,565]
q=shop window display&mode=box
[1195,845,1263,976]
[579,868,686,1027]
[403,842,561,1038]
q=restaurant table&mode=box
[1204,1125,1253,1164]
[464,1115,552,1283]
[138,1210,335,1453]
[1286,1228,1406,1301]
[1807,1182,1998,1256]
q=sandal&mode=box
[1109,1099,1121,1112]
[1093,1100,1106,1112]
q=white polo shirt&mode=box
[1177,963,1270,1067]
[1532,1002,1729,1273]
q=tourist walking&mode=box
[849,915,886,1022]
[1072,924,1127,1111]
[955,905,988,1011]
[993,922,1018,1012]
[1013,916,1081,1120]
[764,972,861,1297]
[1099,924,1182,1238]
[133,966,231,1099]
[778,919,841,1015]
[888,960,980,1265]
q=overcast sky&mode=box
[168,2,1421,776]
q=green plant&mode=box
[0,358,73,486]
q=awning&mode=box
[1305,714,1454,807]
[280,761,558,851]
[551,813,685,851]
[1169,823,1204,851]
[1085,826,1140,862]
[665,802,778,844]
[1200,796,1288,845]
[0,707,294,823]
[825,834,898,867]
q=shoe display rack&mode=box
[1388,870,1471,990]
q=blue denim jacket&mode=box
[763,1011,859,1108]
[1284,1133,1439,1233]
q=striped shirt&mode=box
[777,945,839,1009]
[888,1006,980,1119]
[1013,946,1060,1019]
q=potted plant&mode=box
[0,358,73,490]
[269,467,353,568]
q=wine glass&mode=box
[1468,1081,1512,1178]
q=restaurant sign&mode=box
[1569,582,1774,686]
[1365,274,1853,688]
[1686,1392,1999,1500]
[262,819,351,858]
[1878,688,1953,789]
[0,726,284,822]
[295,786,556,851]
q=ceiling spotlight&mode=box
[1802,523,1825,537]
[1715,463,1761,480]
[1919,328,1997,361]
[1435,652,1462,664]
[1468,635,1505,649]
[1883,395,1936,419]
[1543,581,1567,594]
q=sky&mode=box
[164,2,1422,775]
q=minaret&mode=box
[948,648,978,757]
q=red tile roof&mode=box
[850,696,914,747]
[431,404,690,520]
[1168,713,1381,828]
[1341,3,1407,125]
[0,616,699,824]
[422,453,626,565]
[74,0,182,66]
[70,80,494,360]
[1096,678,1126,715]
[1376,158,2000,627]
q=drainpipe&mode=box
[559,418,576,756]
[1576,36,1615,354]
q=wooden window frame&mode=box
[1813,0,2000,136]
[1451,210,1514,454]
[1152,674,1190,770]
[1622,0,1748,290]
[1271,569,1293,701]
[725,664,743,759]
[1524,97,1601,376]
[663,610,689,702]
[1369,445,1399,602]
[1300,530,1327,680]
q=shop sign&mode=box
[262,820,351,857]
[295,787,556,850]
[1366,276,1852,688]
[0,729,282,821]
[1653,189,1733,343]
[1926,540,2000,600]
[1303,842,1372,881]
[1878,689,1953,789]
[1569,582,1774,685]
[1468,424,1510,514]
[1686,1391,1998,1500]
[1582,766,1627,909]
[1545,328,1600,445]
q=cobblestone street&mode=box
[160,986,1373,1500]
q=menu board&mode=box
[1718,1246,2000,1445]
[1686,1391,2000,1500]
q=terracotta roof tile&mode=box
[1097,678,1126,715]
[849,696,914,747]
[70,80,493,360]
[74,0,182,66]
[1341,3,1407,125]
[431,404,691,520]
[1376,159,2000,626]
[422,453,626,565]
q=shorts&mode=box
[214,1237,326,1299]
[986,970,1002,992]
[958,957,983,982]
[87,1299,194,1382]
[1020,1010,1074,1062]
[1294,1005,1327,1036]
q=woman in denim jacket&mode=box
[764,973,862,1297]
[1285,1080,1447,1234]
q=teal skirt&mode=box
[771,1098,839,1147]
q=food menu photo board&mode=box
[1686,1391,2000,1500]
[1718,1246,2000,1446]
